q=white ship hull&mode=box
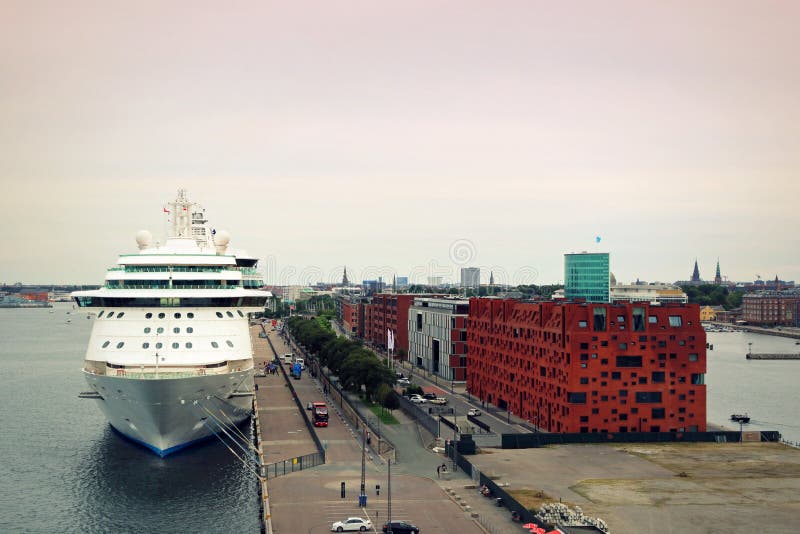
[84,369,254,456]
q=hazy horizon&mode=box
[2,2,798,286]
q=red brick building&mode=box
[742,290,800,326]
[341,298,361,336]
[364,294,416,354]
[467,299,707,433]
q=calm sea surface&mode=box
[0,304,259,534]
[706,330,800,443]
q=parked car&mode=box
[429,397,447,405]
[382,520,420,533]
[467,408,481,416]
[422,392,437,400]
[397,377,411,386]
[409,394,426,404]
[331,517,372,532]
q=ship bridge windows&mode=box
[226,340,234,348]
[211,341,219,348]
[216,312,223,318]
[226,311,234,318]
[75,297,268,308]
[116,342,124,349]
[116,312,125,318]
[102,341,111,348]
[97,311,105,318]
[237,310,244,317]
[107,312,115,318]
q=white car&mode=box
[397,377,411,386]
[467,408,481,416]
[409,395,426,404]
[331,517,373,532]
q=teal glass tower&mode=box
[564,252,610,303]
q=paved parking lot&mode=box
[468,442,800,533]
[269,470,484,534]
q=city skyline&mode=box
[2,2,798,285]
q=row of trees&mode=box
[402,284,564,298]
[286,316,399,409]
[680,284,744,310]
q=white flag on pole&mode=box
[387,328,394,351]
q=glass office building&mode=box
[564,252,610,303]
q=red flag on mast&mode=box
[163,207,170,213]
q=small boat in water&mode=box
[731,413,750,424]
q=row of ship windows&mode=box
[96,310,244,319]
[143,326,194,334]
[101,340,235,349]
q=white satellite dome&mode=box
[214,230,230,254]
[214,230,231,246]
[135,230,153,249]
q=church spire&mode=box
[342,266,349,286]
[714,259,722,285]
[691,259,701,283]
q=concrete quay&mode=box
[709,321,800,340]
[747,353,800,360]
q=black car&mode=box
[422,393,437,400]
[382,520,419,533]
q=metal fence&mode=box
[446,442,545,529]
[262,452,325,479]
[396,394,441,438]
[501,430,782,449]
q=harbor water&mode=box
[706,330,800,443]
[0,304,259,533]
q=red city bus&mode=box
[312,402,328,427]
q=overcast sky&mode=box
[1,1,798,286]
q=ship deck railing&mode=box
[103,284,238,290]
[85,366,249,379]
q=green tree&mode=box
[375,383,392,413]
[383,390,400,411]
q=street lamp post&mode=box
[452,407,458,472]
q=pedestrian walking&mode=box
[436,465,441,478]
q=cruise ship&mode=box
[73,190,270,456]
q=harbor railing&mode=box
[261,452,325,480]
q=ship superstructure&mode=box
[73,189,270,456]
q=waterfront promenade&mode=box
[709,321,800,340]
[251,326,491,534]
